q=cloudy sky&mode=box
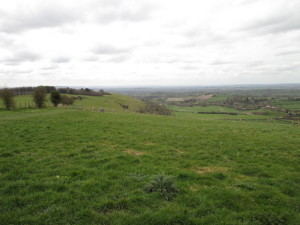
[0,0,299,87]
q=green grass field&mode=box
[0,94,146,113]
[169,105,240,113]
[168,105,290,123]
[271,101,300,111]
[0,107,299,225]
[0,95,36,109]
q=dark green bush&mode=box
[50,91,61,107]
[33,86,47,108]
[0,88,15,110]
[60,95,75,105]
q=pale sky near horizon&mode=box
[0,0,299,87]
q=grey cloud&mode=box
[239,9,300,35]
[98,9,149,23]
[0,1,157,34]
[0,34,15,47]
[93,2,156,24]
[2,51,40,64]
[181,28,231,48]
[181,65,199,70]
[107,54,129,63]
[211,60,233,65]
[276,64,300,72]
[165,59,181,64]
[177,41,200,48]
[0,5,77,33]
[84,56,99,62]
[234,0,261,6]
[0,69,33,74]
[52,57,71,63]
[93,45,131,55]
[41,65,59,70]
[245,61,264,67]
[276,50,300,56]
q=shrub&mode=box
[33,86,47,108]
[60,95,75,105]
[140,102,172,115]
[0,88,15,110]
[144,174,179,200]
[50,91,61,107]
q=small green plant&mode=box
[144,174,179,200]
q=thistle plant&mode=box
[144,174,179,200]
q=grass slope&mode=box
[0,93,146,112]
[72,93,146,112]
[0,109,299,224]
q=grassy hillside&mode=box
[0,93,146,112]
[0,109,299,225]
[71,93,146,112]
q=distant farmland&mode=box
[166,94,214,102]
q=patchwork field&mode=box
[271,101,300,111]
[166,95,214,103]
[0,108,299,225]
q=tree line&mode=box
[0,86,110,110]
[6,86,110,96]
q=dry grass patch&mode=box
[144,142,156,146]
[125,149,145,156]
[190,184,201,192]
[166,97,187,102]
[195,166,228,175]
[176,150,184,154]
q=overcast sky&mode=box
[0,0,299,87]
